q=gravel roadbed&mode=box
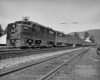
[0,48,81,69]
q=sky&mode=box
[0,0,100,34]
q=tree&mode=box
[84,32,90,40]
[89,35,95,43]
[0,24,3,37]
[73,32,80,39]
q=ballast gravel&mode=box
[0,48,81,69]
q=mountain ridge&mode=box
[68,29,100,44]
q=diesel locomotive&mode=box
[6,17,96,48]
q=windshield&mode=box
[15,21,22,24]
[23,22,31,25]
[15,21,32,26]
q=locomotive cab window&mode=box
[15,21,22,24]
[23,22,31,26]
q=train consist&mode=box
[6,18,96,48]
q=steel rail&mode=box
[38,49,89,80]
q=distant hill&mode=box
[68,29,100,44]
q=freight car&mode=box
[6,17,96,48]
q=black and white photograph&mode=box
[0,0,100,80]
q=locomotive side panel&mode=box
[45,29,56,47]
[32,24,56,47]
[55,32,68,46]
[67,35,77,47]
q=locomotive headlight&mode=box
[12,24,16,28]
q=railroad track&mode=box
[0,48,89,79]
[0,47,78,60]
[39,49,89,80]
